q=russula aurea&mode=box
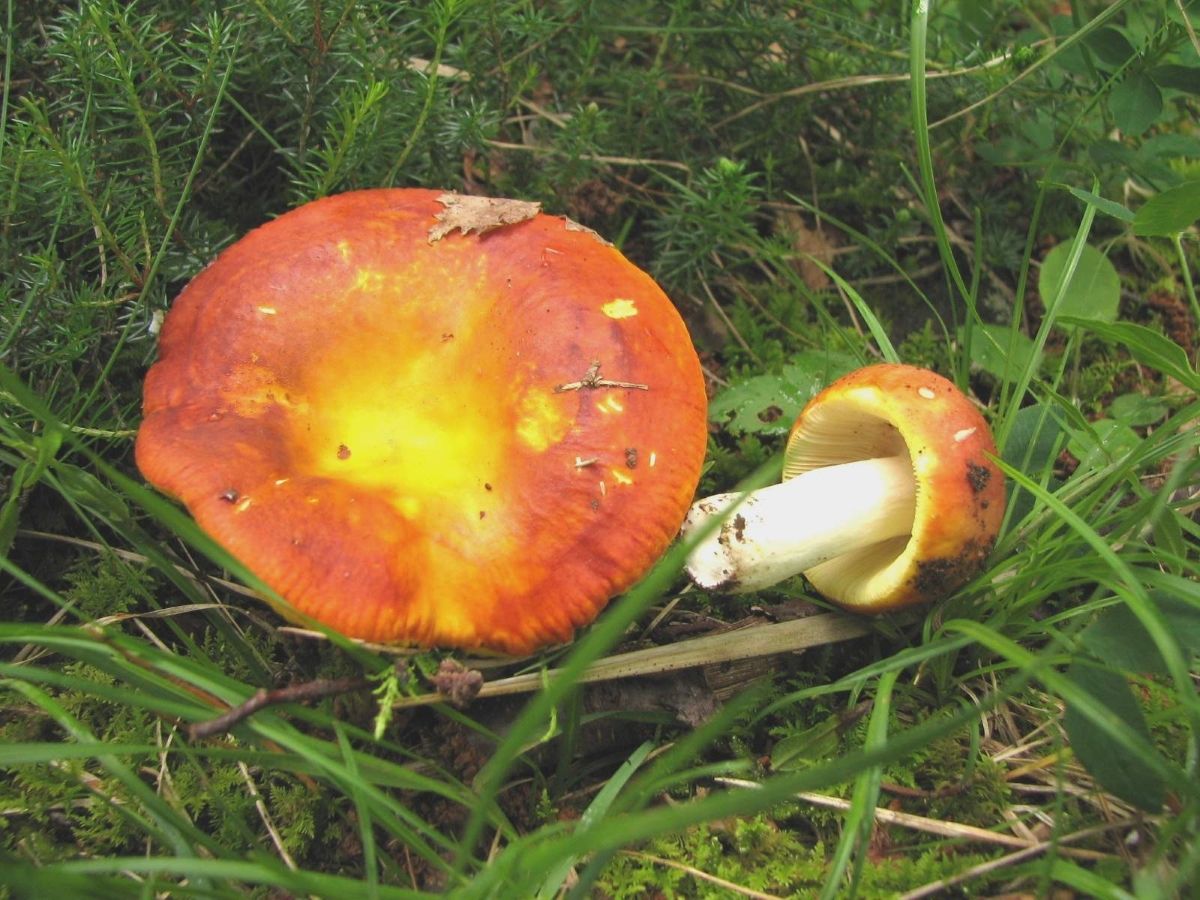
[136,188,707,654]
[681,363,1004,611]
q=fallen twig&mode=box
[187,676,368,740]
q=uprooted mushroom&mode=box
[680,364,1005,612]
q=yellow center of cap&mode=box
[298,351,509,524]
[283,263,571,543]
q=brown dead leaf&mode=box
[776,209,839,291]
[428,193,541,242]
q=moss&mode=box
[60,554,156,624]
[597,813,1006,898]
[765,692,1014,848]
[896,320,953,377]
[598,815,827,898]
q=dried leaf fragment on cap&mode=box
[428,192,541,242]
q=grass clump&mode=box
[2,0,1199,897]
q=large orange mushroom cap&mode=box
[136,188,707,654]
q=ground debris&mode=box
[430,658,484,708]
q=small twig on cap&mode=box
[555,360,649,393]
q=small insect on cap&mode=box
[784,364,1005,612]
[136,189,708,654]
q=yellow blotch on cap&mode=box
[353,268,384,291]
[609,468,633,486]
[596,395,625,415]
[601,298,638,319]
[516,388,570,452]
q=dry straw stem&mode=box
[238,760,298,871]
[896,820,1146,900]
[393,613,870,709]
[618,848,786,900]
[710,48,1025,131]
[486,139,692,172]
[18,530,261,600]
[717,777,1117,862]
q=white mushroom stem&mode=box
[681,454,916,593]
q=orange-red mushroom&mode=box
[681,364,1004,611]
[136,189,708,654]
